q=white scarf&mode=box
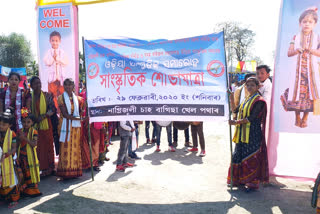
[5,88,22,130]
[59,92,81,143]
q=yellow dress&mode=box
[56,95,83,178]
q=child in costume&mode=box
[43,31,69,108]
[281,7,320,128]
[17,107,42,197]
[0,110,21,208]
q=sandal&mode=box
[8,201,18,209]
[244,185,253,193]
[93,166,101,172]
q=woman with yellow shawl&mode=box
[17,107,42,197]
[0,110,21,208]
[56,79,84,179]
[26,76,56,177]
[228,77,269,191]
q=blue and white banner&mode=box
[84,32,228,122]
[0,65,27,76]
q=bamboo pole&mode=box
[223,29,233,190]
[82,36,94,181]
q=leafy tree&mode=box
[27,60,39,77]
[0,33,33,68]
[215,22,256,68]
[79,52,85,82]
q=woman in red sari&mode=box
[79,86,100,170]
[26,76,55,177]
[228,77,269,191]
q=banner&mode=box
[37,3,79,107]
[84,32,228,122]
[268,0,320,179]
[274,1,320,133]
[0,65,27,88]
[37,0,117,6]
[234,61,257,73]
[0,65,27,76]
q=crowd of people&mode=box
[0,71,207,208]
[0,64,275,207]
[0,62,319,212]
[0,73,115,208]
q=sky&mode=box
[0,0,281,69]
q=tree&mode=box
[79,52,85,82]
[215,22,255,68]
[27,60,39,77]
[0,33,33,68]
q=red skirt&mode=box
[37,122,55,177]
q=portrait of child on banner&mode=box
[38,4,77,109]
[280,6,320,129]
[43,31,69,108]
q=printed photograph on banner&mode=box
[84,32,229,122]
[274,0,320,133]
[37,3,78,108]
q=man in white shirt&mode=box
[257,65,272,109]
[257,65,273,142]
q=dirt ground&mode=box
[0,122,316,214]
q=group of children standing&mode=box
[0,108,42,208]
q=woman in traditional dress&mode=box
[79,85,91,170]
[0,72,26,132]
[78,86,100,171]
[17,107,42,197]
[228,77,269,191]
[26,76,55,177]
[56,79,84,179]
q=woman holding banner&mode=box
[228,77,269,191]
[0,72,26,132]
[26,76,56,177]
[56,78,85,179]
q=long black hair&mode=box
[0,109,15,126]
[8,72,21,81]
